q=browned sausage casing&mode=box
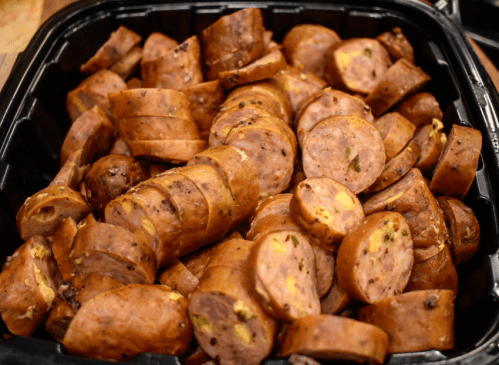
[63,284,193,361]
[337,211,414,304]
[0,236,63,336]
[358,289,454,353]
[280,314,389,364]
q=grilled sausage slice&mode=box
[429,124,482,200]
[295,89,374,148]
[70,222,156,284]
[17,185,92,241]
[302,115,385,194]
[63,284,192,361]
[282,24,342,79]
[363,168,448,263]
[324,38,392,95]
[437,196,480,265]
[396,92,443,128]
[358,289,454,353]
[280,314,389,364]
[250,230,320,322]
[290,177,364,250]
[337,211,414,304]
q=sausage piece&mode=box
[280,314,389,365]
[429,124,482,200]
[49,149,89,190]
[142,32,178,62]
[396,92,443,129]
[157,259,200,296]
[358,289,454,353]
[50,217,78,282]
[302,115,385,194]
[374,112,416,161]
[63,284,192,361]
[437,196,480,265]
[376,27,415,64]
[126,140,207,164]
[290,177,364,250]
[412,119,446,176]
[109,45,143,80]
[0,236,63,336]
[250,230,320,322]
[337,211,414,304]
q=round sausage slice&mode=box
[63,284,192,361]
[302,115,385,194]
[249,193,293,233]
[374,112,416,162]
[250,229,320,322]
[280,314,389,365]
[295,89,374,148]
[429,124,482,200]
[312,243,335,298]
[358,289,454,353]
[437,196,480,265]
[290,177,364,250]
[337,211,414,304]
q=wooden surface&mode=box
[1,0,499,94]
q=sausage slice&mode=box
[396,92,443,128]
[374,112,416,161]
[412,118,446,176]
[376,27,415,63]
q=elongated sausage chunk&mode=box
[364,140,421,193]
[219,49,287,89]
[201,8,265,80]
[358,289,454,353]
[412,119,446,176]
[404,243,458,298]
[17,185,92,241]
[188,146,259,228]
[250,230,320,322]
[188,239,277,365]
[376,27,415,63]
[324,38,392,95]
[141,35,203,90]
[66,70,127,123]
[374,112,416,161]
[63,284,192,361]
[363,168,448,263]
[280,314,389,364]
[290,177,364,250]
[396,92,443,128]
[225,116,296,196]
[337,211,414,304]
[80,26,142,74]
[295,89,374,148]
[70,222,156,284]
[282,24,342,79]
[0,236,63,336]
[302,115,385,194]
[365,58,431,116]
[429,124,482,200]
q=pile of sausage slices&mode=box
[0,7,483,365]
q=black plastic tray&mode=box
[2,0,499,364]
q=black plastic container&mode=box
[1,0,499,364]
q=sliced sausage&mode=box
[290,177,364,250]
[157,259,200,296]
[412,118,446,176]
[80,26,142,74]
[181,242,221,280]
[246,213,299,242]
[126,140,207,164]
[126,77,142,89]
[324,38,392,95]
[142,32,178,62]
[70,222,156,284]
[362,168,449,263]
[396,91,444,128]
[109,45,142,80]
[51,217,78,282]
[16,185,92,241]
[49,149,89,190]
[0,236,63,336]
[358,289,454,353]
[280,314,389,365]
[188,145,260,228]
[437,196,480,265]
[117,115,200,142]
[250,230,320,322]
[250,193,293,230]
[364,140,421,193]
[302,115,385,194]
[282,24,342,79]
[201,8,265,80]
[365,58,431,116]
[374,112,416,161]
[429,124,482,200]
[336,211,414,304]
[63,284,192,361]
[295,88,374,148]
[321,264,352,315]
[404,243,458,298]
[376,27,415,63]
[312,243,335,298]
[219,49,287,89]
